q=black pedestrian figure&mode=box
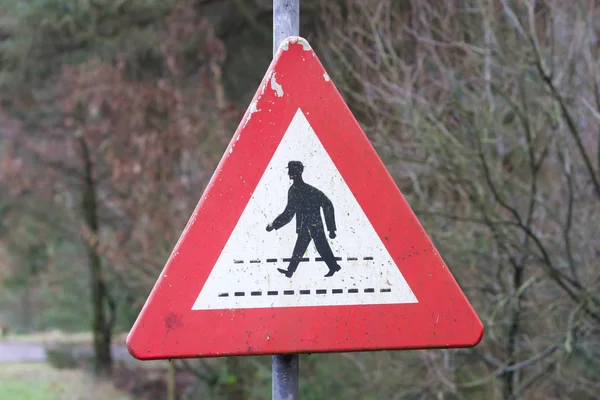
[266,161,342,278]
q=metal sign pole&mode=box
[272,2,300,399]
[273,0,299,55]
[272,353,299,399]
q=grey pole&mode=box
[272,1,300,399]
[272,353,299,399]
[273,0,300,55]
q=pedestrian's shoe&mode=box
[277,268,294,278]
[324,264,341,277]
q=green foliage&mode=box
[0,212,91,332]
[0,362,130,399]
[0,0,172,89]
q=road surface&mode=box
[0,341,134,363]
[0,341,46,362]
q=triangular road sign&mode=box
[127,37,483,359]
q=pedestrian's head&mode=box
[286,161,304,179]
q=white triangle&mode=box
[192,109,418,310]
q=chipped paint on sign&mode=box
[240,65,280,131]
[279,36,311,52]
[292,37,311,51]
[260,70,272,96]
[270,73,284,97]
[323,73,330,82]
[242,100,260,129]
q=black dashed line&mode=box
[217,288,387,297]
[316,257,342,262]
[232,257,374,264]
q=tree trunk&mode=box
[503,264,524,400]
[80,137,114,376]
[168,360,177,400]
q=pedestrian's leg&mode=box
[285,228,311,274]
[311,228,341,276]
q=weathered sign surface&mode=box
[127,37,483,359]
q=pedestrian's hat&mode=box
[286,161,304,171]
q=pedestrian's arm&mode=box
[322,194,337,233]
[271,189,296,229]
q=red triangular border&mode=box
[127,37,483,359]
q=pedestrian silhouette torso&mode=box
[266,161,341,278]
[274,182,336,235]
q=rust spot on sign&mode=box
[164,312,183,330]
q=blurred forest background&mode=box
[0,0,599,399]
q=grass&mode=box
[0,363,131,400]
[0,380,57,400]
